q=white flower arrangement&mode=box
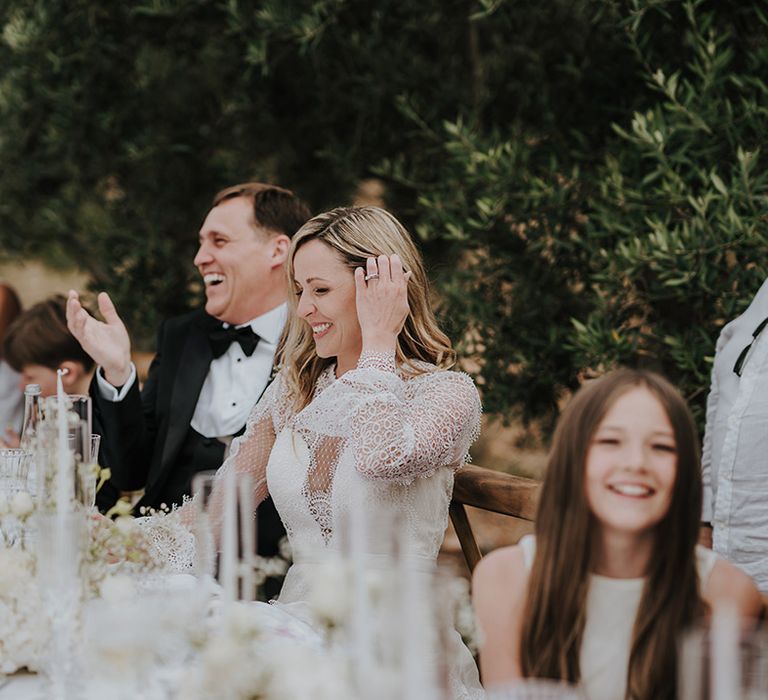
[0,489,35,548]
[98,572,138,603]
[305,560,354,628]
[0,502,195,675]
[84,509,196,596]
[180,602,358,700]
[9,492,34,519]
[0,490,49,673]
[303,558,392,635]
[84,515,164,596]
[0,546,49,674]
[178,557,478,700]
[0,485,482,693]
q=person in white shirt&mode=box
[701,277,768,591]
[0,283,23,445]
[66,183,311,559]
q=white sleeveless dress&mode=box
[211,353,485,699]
[519,535,718,700]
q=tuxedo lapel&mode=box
[157,314,215,478]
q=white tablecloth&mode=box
[0,672,43,699]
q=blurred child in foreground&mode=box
[3,294,118,512]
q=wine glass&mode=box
[0,448,32,546]
[74,433,103,509]
[0,447,31,494]
[679,615,768,699]
[90,433,101,464]
[190,470,218,581]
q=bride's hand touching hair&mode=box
[354,254,412,355]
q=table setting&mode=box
[0,373,207,699]
[0,373,480,700]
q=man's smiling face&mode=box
[193,197,278,325]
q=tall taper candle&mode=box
[239,474,256,600]
[221,469,237,601]
[56,370,71,515]
[350,484,373,686]
[711,604,740,700]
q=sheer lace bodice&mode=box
[213,352,481,554]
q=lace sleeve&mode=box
[200,373,287,535]
[307,352,481,483]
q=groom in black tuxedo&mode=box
[66,183,311,559]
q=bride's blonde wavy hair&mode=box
[277,206,455,410]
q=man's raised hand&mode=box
[66,290,133,387]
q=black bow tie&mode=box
[208,324,260,359]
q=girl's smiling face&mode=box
[585,386,678,538]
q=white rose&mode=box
[263,557,289,577]
[278,536,292,560]
[114,516,136,536]
[365,569,386,605]
[202,635,246,678]
[99,574,137,603]
[306,562,351,625]
[227,603,265,639]
[268,646,355,700]
[10,491,34,519]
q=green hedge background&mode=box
[1,0,766,430]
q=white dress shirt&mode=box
[98,304,287,439]
[0,360,23,432]
[702,277,768,590]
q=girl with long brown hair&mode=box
[473,369,761,699]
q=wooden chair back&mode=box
[450,465,541,573]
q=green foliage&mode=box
[381,0,768,427]
[1,0,766,430]
[0,0,499,344]
[385,121,594,427]
[377,0,649,425]
[574,0,768,423]
[0,1,245,344]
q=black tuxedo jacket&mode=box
[92,406,120,513]
[92,308,285,554]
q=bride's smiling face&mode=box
[293,239,362,364]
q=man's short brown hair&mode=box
[4,295,95,373]
[211,182,311,239]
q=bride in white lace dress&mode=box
[208,206,483,698]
